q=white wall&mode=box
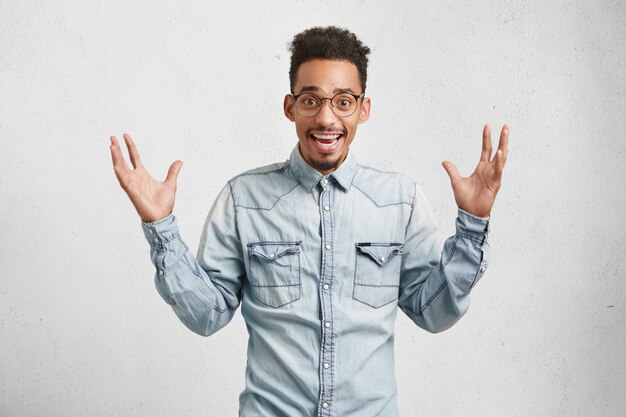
[1,1,624,416]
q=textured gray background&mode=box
[1,1,625,416]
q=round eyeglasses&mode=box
[291,92,365,118]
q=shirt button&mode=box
[380,256,385,262]
[322,402,329,409]
[154,237,160,244]
[324,205,330,211]
[324,321,331,328]
[325,244,331,250]
[322,178,328,185]
[159,269,164,276]
[323,283,329,290]
[323,362,330,369]
[269,253,275,258]
[480,266,486,272]
[149,229,154,234]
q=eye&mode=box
[337,99,352,107]
[298,94,320,108]
[334,95,355,109]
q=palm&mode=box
[110,133,183,223]
[442,124,509,218]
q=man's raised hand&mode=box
[441,124,509,218]
[110,133,183,223]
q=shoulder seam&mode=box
[229,163,288,183]
[356,163,400,175]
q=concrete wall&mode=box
[1,1,624,415]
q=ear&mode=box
[283,94,296,122]
[358,96,371,124]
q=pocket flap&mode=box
[248,241,301,262]
[356,243,403,266]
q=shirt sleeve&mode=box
[140,183,244,336]
[398,183,491,333]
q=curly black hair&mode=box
[288,26,371,93]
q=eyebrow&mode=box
[296,86,357,95]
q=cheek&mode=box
[299,119,315,132]
[296,125,310,141]
[344,120,358,134]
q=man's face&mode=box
[284,59,370,175]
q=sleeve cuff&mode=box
[455,208,490,242]
[141,212,180,247]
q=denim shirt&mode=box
[141,145,490,417]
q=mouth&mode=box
[308,131,345,153]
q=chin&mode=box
[312,154,344,173]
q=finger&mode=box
[494,123,509,165]
[442,160,462,184]
[480,124,492,162]
[123,133,144,169]
[494,149,505,178]
[110,136,131,178]
[165,160,183,187]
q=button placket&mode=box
[318,179,335,416]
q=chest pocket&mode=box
[353,242,404,308]
[247,241,302,308]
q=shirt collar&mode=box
[289,144,357,192]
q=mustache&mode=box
[306,126,346,135]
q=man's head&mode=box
[288,26,371,93]
[284,26,371,175]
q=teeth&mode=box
[312,133,341,140]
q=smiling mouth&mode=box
[309,132,344,149]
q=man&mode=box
[110,26,508,417]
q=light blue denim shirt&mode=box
[141,145,490,417]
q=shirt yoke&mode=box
[352,164,416,207]
[228,160,417,210]
[228,161,300,210]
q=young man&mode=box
[110,26,509,417]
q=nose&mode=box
[314,98,338,126]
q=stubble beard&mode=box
[312,154,345,173]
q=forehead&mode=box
[294,59,361,94]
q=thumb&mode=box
[441,160,462,184]
[165,160,183,186]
